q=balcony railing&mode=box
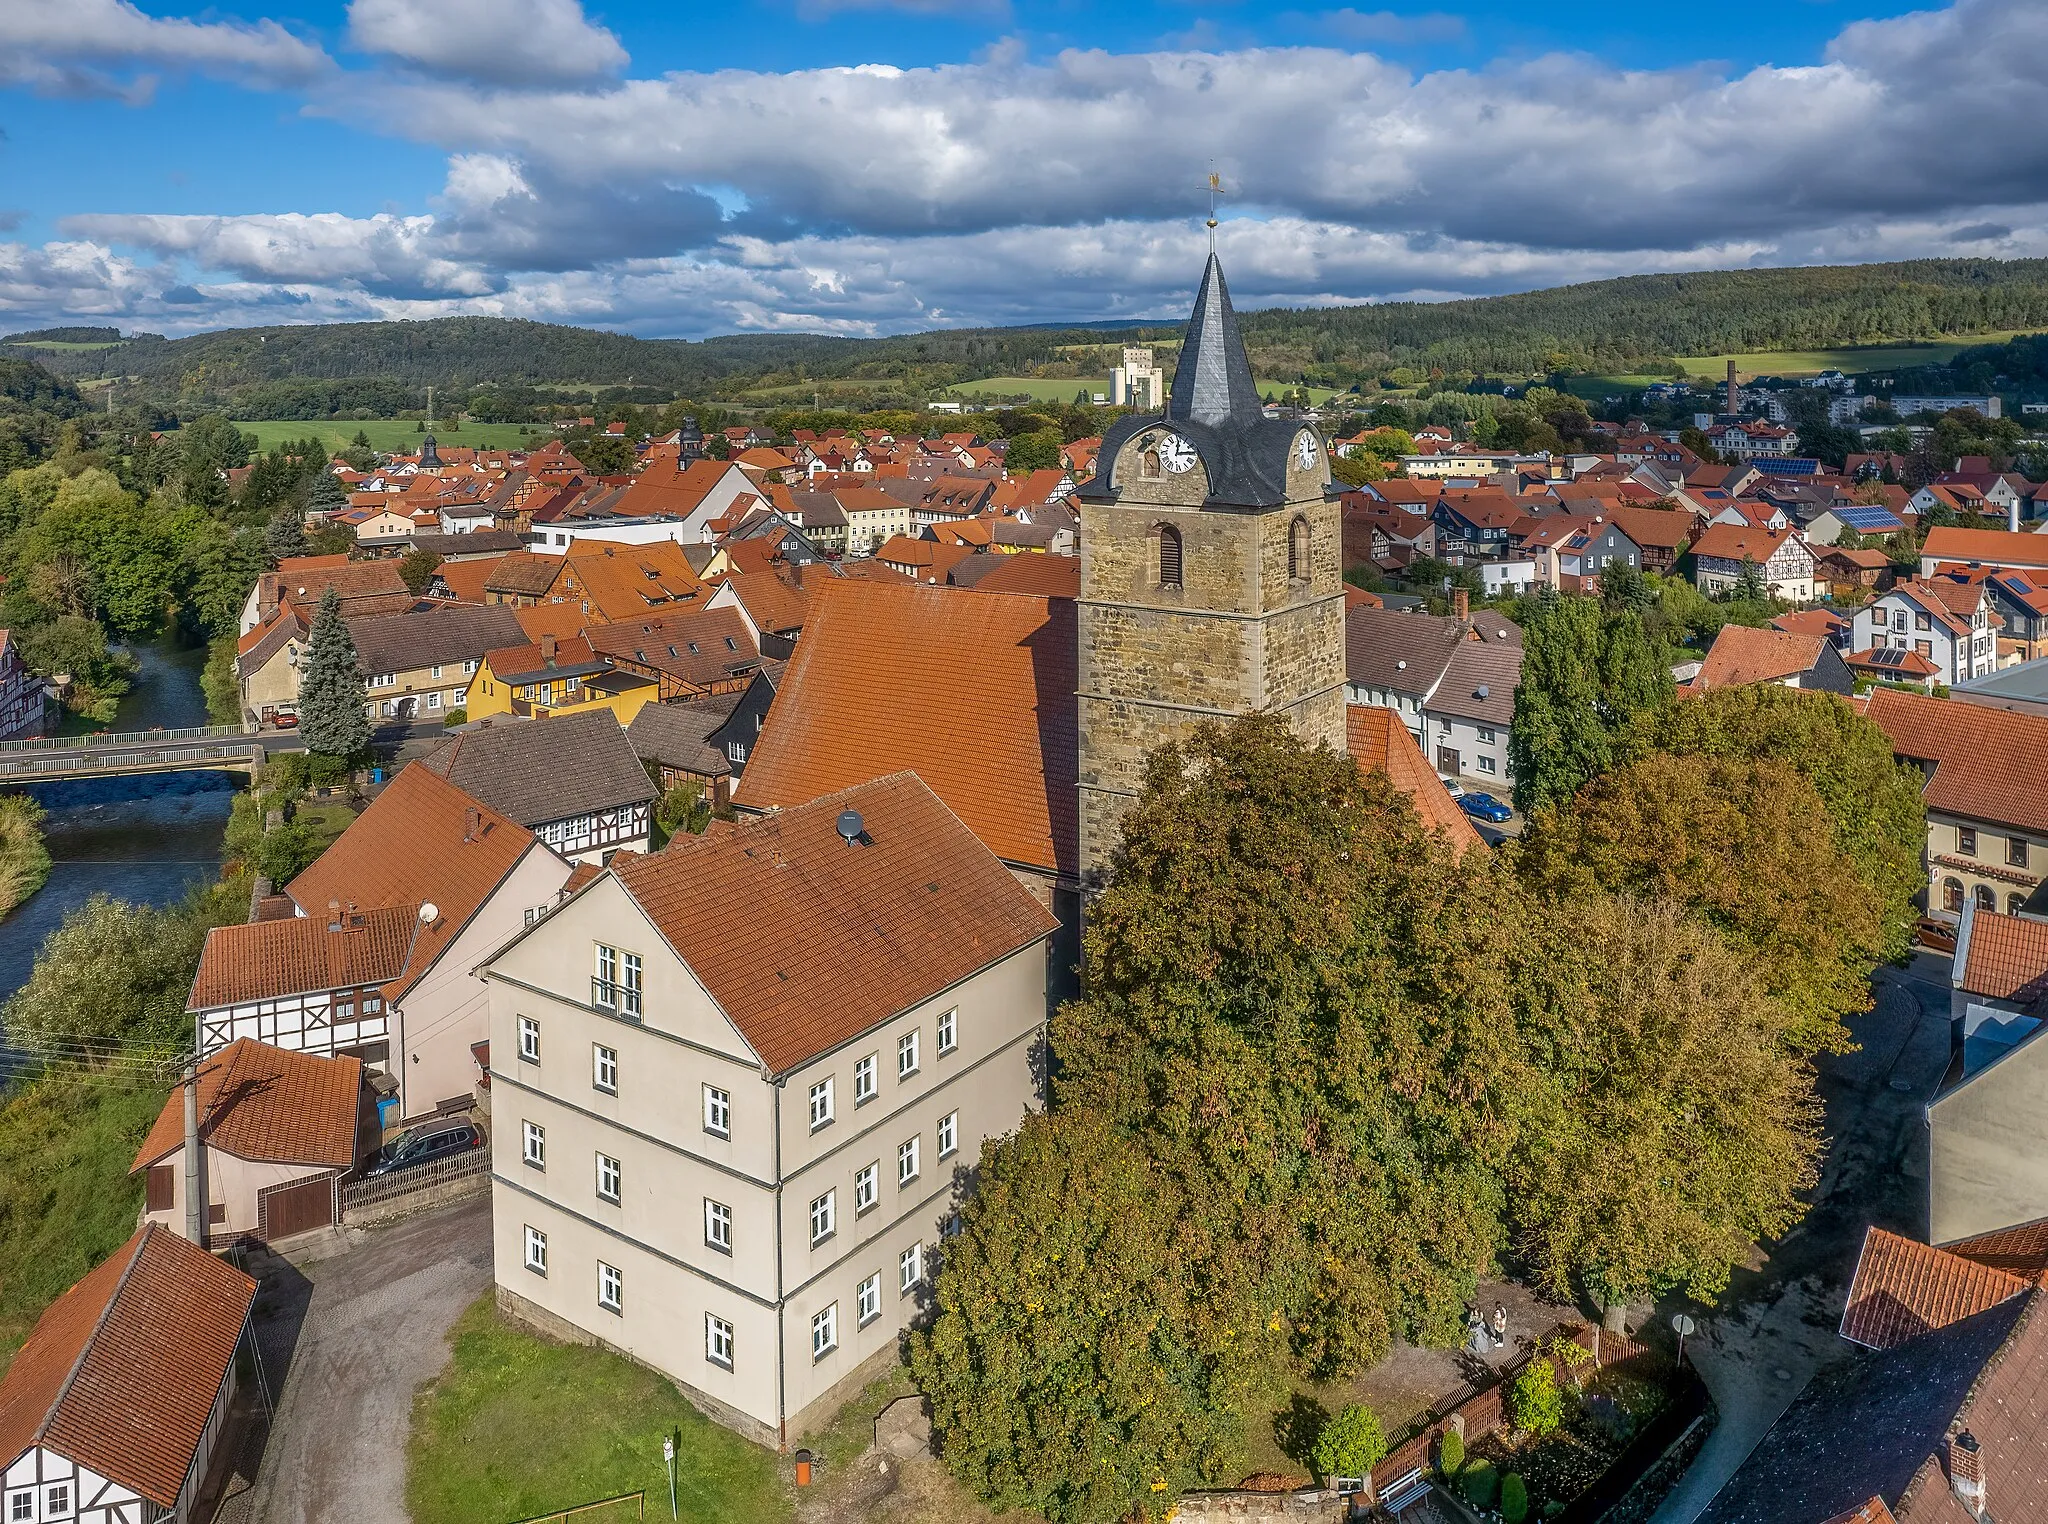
[591,979,642,1018]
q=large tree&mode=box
[1508,591,1673,814]
[3,893,207,1051]
[297,587,370,760]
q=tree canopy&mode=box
[298,587,370,760]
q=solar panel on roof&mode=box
[1866,648,1909,668]
[1838,506,1904,530]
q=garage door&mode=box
[259,1173,337,1241]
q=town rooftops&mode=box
[1344,706,1482,852]
[421,710,656,831]
[967,553,1081,599]
[1693,624,1829,690]
[1690,522,1795,563]
[188,902,419,1010]
[0,1224,255,1509]
[625,690,745,779]
[1921,525,2048,571]
[348,603,528,678]
[482,635,608,686]
[610,774,1057,1075]
[588,606,762,689]
[1839,1226,2033,1351]
[133,1038,360,1172]
[483,551,565,599]
[1344,603,1520,698]
[1772,608,1850,640]
[1865,688,2048,837]
[738,579,1077,879]
[1954,906,2048,1004]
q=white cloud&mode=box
[0,0,327,100]
[345,0,627,87]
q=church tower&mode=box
[1075,254,1348,880]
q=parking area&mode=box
[213,1195,494,1524]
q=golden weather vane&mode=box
[1205,165,1224,253]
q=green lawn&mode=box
[295,800,357,855]
[407,1296,793,1524]
[231,418,545,454]
[1676,333,2029,378]
[5,340,125,352]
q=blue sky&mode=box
[2,0,2042,338]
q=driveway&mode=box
[220,1197,494,1524]
[1648,953,1955,1522]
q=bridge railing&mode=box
[0,722,249,754]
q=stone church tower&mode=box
[1075,254,1348,880]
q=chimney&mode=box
[1452,587,1470,622]
[541,632,557,665]
[464,806,480,844]
[327,897,343,932]
[1949,1431,1986,1518]
[2010,496,2021,534]
[1727,361,1740,420]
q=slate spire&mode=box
[1166,254,1263,430]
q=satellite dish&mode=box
[419,902,439,923]
[835,810,864,845]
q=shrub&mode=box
[1501,1473,1529,1524]
[443,707,467,727]
[1509,1360,1566,1438]
[1311,1404,1387,1484]
[1461,1460,1497,1509]
[1436,1426,1463,1479]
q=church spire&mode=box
[1166,254,1262,430]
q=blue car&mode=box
[1459,792,1513,824]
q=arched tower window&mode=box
[1156,524,1183,590]
[1141,449,1162,479]
[1942,878,1964,914]
[1288,516,1310,582]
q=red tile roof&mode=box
[967,553,1080,599]
[189,903,417,1009]
[1866,688,2048,837]
[1822,1500,1899,1524]
[1772,608,1849,640]
[1693,624,1827,690]
[614,774,1055,1074]
[1841,1227,2032,1350]
[0,1226,255,1508]
[738,579,1077,878]
[1690,522,1795,563]
[1920,525,2048,571]
[1948,1217,2048,1280]
[133,1038,360,1171]
[1957,907,2048,1003]
[1344,706,1483,853]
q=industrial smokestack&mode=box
[1727,361,1740,420]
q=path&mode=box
[223,1197,493,1524]
[1648,953,1955,1522]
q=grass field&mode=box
[944,375,1350,405]
[231,418,543,453]
[406,1296,791,1524]
[5,340,125,352]
[1676,333,2029,378]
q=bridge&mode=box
[0,723,308,780]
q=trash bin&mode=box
[371,767,386,784]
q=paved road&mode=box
[1648,953,1955,1523]
[229,1198,493,1524]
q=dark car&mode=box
[1458,792,1513,824]
[362,1118,484,1178]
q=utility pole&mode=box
[182,1055,206,1248]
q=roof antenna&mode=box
[1205,165,1223,255]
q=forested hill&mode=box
[16,256,2048,411]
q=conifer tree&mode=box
[265,510,308,564]
[298,587,369,761]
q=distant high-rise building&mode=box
[1110,346,1165,410]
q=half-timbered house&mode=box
[419,710,656,864]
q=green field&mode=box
[1676,333,2028,378]
[230,418,544,453]
[944,375,1350,405]
[5,340,125,352]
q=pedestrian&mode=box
[1490,1302,1507,1349]
[1466,1306,1489,1357]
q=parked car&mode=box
[1436,774,1466,798]
[1458,792,1513,824]
[362,1117,484,1178]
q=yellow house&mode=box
[466,634,660,725]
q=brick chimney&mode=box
[541,632,557,666]
[1727,360,1740,420]
[464,806,481,844]
[1452,587,1470,622]
[1949,1431,1986,1518]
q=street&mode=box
[1648,952,1955,1522]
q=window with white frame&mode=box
[7,1491,25,1522]
[812,1303,838,1359]
[937,1006,957,1055]
[427,691,442,710]
[524,1224,547,1274]
[704,1085,730,1138]
[900,1242,922,1293]
[593,1044,617,1093]
[855,1161,879,1214]
[898,1029,920,1078]
[597,1261,623,1313]
[596,1152,621,1203]
[858,1272,882,1326]
[810,1190,836,1244]
[1478,755,1497,775]
[522,1120,545,1169]
[706,1313,734,1368]
[808,1077,834,1131]
[853,1052,878,1105]
[938,1111,958,1158]
[898,1135,920,1186]
[518,1016,540,1063]
[705,1199,732,1252]
[620,950,642,1016]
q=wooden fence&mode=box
[340,1147,489,1219]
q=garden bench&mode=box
[1378,1468,1430,1514]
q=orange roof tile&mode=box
[134,1038,360,1171]
[1920,526,2048,571]
[1866,688,2048,837]
[433,553,507,604]
[739,579,1077,878]
[1958,907,2048,1003]
[878,535,980,581]
[189,903,418,1008]
[967,554,1080,599]
[1693,624,1828,690]
[1690,522,1795,562]
[558,540,705,620]
[483,635,604,683]
[1840,1226,2031,1350]
[1821,1500,1898,1524]
[0,1226,254,1508]
[287,764,541,1002]
[611,457,741,518]
[713,570,810,635]
[513,601,589,644]
[1948,1217,2048,1280]
[1772,608,1850,639]
[1345,706,1484,853]
[613,774,1055,1075]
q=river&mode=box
[0,639,236,1001]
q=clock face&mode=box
[1295,432,1320,471]
[1158,433,1197,474]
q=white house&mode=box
[1344,602,1523,786]
[1690,523,1819,603]
[1849,578,2001,686]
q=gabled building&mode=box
[1690,624,1854,695]
[0,632,47,742]
[1849,579,2000,687]
[479,774,1058,1446]
[1343,601,1522,786]
[586,607,764,701]
[0,1226,255,1524]
[625,668,780,808]
[351,603,530,722]
[1690,524,1818,603]
[465,634,660,726]
[420,710,657,864]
